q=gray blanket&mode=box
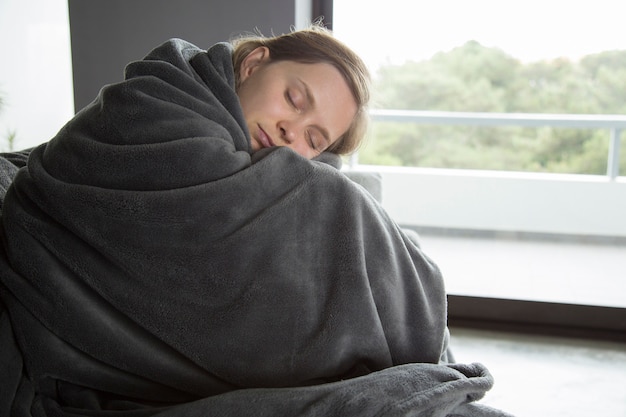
[0,39,512,416]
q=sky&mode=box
[333,0,625,71]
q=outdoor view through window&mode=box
[334,0,626,308]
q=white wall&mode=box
[359,166,626,238]
[0,0,74,151]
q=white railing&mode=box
[353,110,626,180]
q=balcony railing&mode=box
[354,110,626,180]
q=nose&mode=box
[278,120,299,145]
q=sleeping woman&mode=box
[0,24,510,417]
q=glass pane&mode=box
[0,0,74,151]
[334,0,625,77]
[361,124,611,175]
[334,0,626,307]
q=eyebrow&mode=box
[297,78,332,145]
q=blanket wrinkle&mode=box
[0,38,512,416]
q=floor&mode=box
[413,232,626,416]
[449,326,626,417]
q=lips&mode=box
[257,125,275,149]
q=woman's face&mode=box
[237,47,357,159]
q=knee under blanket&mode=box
[0,39,512,416]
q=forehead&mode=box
[279,61,345,88]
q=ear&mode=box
[239,46,271,83]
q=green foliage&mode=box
[2,130,16,152]
[362,42,626,175]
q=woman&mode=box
[233,25,370,158]
[0,25,508,417]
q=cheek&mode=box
[237,89,255,116]
[289,137,320,159]
[240,91,279,119]
[237,79,264,114]
[240,76,289,118]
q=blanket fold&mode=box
[0,39,511,416]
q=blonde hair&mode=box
[231,24,371,155]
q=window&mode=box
[334,0,626,174]
[333,0,626,332]
[0,0,74,151]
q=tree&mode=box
[361,42,626,175]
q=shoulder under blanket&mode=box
[0,39,511,416]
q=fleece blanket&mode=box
[0,39,511,416]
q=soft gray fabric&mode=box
[0,39,511,416]
[343,170,421,248]
[0,150,28,214]
[344,170,383,203]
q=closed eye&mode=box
[307,130,327,152]
[285,91,301,113]
[306,130,317,151]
